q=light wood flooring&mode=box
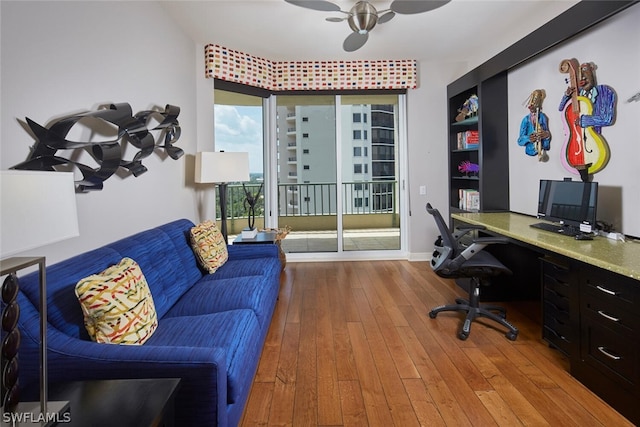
[240,260,633,426]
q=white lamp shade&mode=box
[1,170,79,257]
[195,152,250,184]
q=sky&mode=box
[214,105,263,174]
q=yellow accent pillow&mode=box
[190,220,228,274]
[75,257,158,345]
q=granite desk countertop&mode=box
[452,212,640,281]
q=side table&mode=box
[233,231,286,270]
[232,231,276,245]
[46,378,180,427]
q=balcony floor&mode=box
[280,228,400,252]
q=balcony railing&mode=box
[220,180,398,231]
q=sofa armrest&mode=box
[227,243,279,260]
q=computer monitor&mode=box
[537,179,598,229]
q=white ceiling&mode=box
[162,0,579,68]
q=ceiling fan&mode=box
[285,0,450,52]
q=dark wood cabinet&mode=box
[575,265,640,425]
[538,257,640,425]
[541,255,578,358]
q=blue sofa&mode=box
[16,219,281,426]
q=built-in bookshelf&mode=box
[447,72,509,214]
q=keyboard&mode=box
[530,222,583,237]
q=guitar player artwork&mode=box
[558,59,616,181]
[518,89,551,161]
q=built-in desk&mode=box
[452,211,640,280]
[452,211,639,425]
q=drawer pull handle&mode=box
[597,346,621,360]
[597,310,620,322]
[595,285,618,296]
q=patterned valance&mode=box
[205,44,417,91]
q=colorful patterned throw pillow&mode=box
[75,257,158,345]
[190,220,228,274]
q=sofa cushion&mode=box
[75,257,158,345]
[190,220,228,274]
[106,226,200,318]
[164,274,280,332]
[213,256,282,281]
[146,309,262,404]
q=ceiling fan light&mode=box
[348,1,378,34]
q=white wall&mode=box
[1,1,200,263]
[406,60,469,258]
[508,3,640,236]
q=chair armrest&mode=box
[453,225,486,241]
[473,236,509,245]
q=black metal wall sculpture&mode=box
[11,103,183,192]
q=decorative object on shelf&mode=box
[195,151,250,243]
[458,160,479,177]
[242,182,263,239]
[11,103,183,192]
[455,94,478,122]
[0,170,79,422]
[518,89,551,161]
[558,59,615,180]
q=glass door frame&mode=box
[263,93,409,261]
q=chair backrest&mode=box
[426,203,456,272]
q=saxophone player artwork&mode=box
[517,89,551,161]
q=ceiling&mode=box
[162,0,578,68]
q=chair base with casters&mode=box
[429,277,519,341]
[425,202,519,341]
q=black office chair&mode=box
[426,203,519,341]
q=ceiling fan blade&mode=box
[378,11,396,24]
[284,0,342,12]
[326,17,347,23]
[343,32,368,52]
[390,0,450,14]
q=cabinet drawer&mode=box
[582,292,639,335]
[543,301,571,336]
[581,320,638,386]
[543,286,569,312]
[543,326,572,356]
[581,266,639,311]
[541,257,573,284]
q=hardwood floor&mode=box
[241,261,633,426]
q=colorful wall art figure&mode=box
[517,89,551,161]
[558,59,615,180]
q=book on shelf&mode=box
[456,130,479,149]
[458,189,480,211]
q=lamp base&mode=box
[241,227,258,239]
[5,400,70,426]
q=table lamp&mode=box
[1,170,79,423]
[194,152,250,243]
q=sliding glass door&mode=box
[213,87,405,255]
[340,95,401,251]
[275,95,338,252]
